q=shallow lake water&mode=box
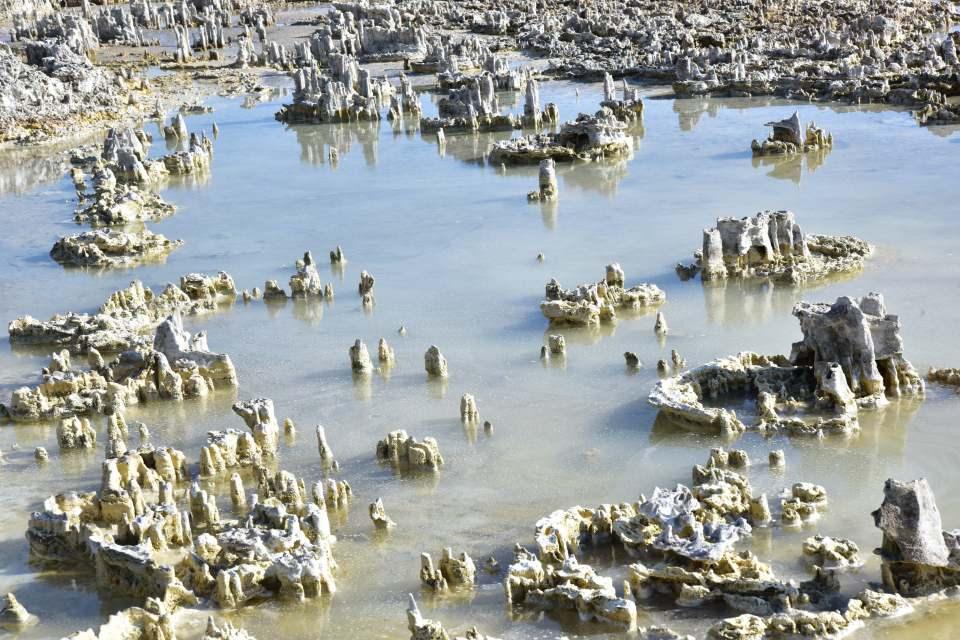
[1,77,960,639]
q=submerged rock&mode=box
[377,338,395,365]
[873,477,960,596]
[349,339,374,373]
[654,311,668,336]
[289,251,327,297]
[802,535,862,570]
[505,548,637,630]
[204,617,258,640]
[50,228,182,268]
[74,175,177,226]
[231,398,279,457]
[28,442,338,618]
[56,416,97,449]
[527,159,558,202]
[548,335,566,355]
[459,393,479,422]
[0,593,35,627]
[316,425,337,470]
[406,594,500,640]
[369,497,396,529]
[927,367,960,388]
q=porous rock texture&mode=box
[649,293,923,437]
[679,210,872,285]
[489,109,631,164]
[27,443,339,620]
[424,345,448,377]
[927,367,960,388]
[0,42,138,144]
[50,228,182,268]
[541,264,665,326]
[74,171,177,226]
[231,398,280,457]
[7,271,236,352]
[289,251,327,297]
[802,535,862,570]
[407,594,500,640]
[376,430,443,471]
[420,547,477,592]
[750,111,833,156]
[873,478,960,597]
[3,311,237,423]
[512,453,912,636]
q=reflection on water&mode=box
[751,146,830,184]
[698,267,867,327]
[560,158,631,197]
[673,96,725,131]
[0,138,99,196]
[0,81,959,640]
[288,120,382,167]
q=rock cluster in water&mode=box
[3,311,238,422]
[50,228,183,269]
[541,263,665,326]
[376,430,444,471]
[490,108,632,164]
[677,210,872,285]
[7,271,236,352]
[750,111,833,157]
[649,292,924,437]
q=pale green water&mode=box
[1,79,960,639]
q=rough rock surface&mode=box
[289,251,328,297]
[50,228,182,268]
[678,210,872,285]
[369,497,396,529]
[750,112,833,156]
[802,535,862,570]
[0,593,35,627]
[650,293,922,436]
[541,264,665,326]
[74,174,177,226]
[8,271,236,352]
[231,398,280,457]
[376,430,443,471]
[424,345,448,378]
[4,311,237,423]
[927,367,960,389]
[0,43,138,144]
[490,109,631,164]
[873,478,960,596]
[420,547,476,591]
[407,594,499,640]
[505,547,637,630]
[28,440,339,618]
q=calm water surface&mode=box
[1,79,959,639]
